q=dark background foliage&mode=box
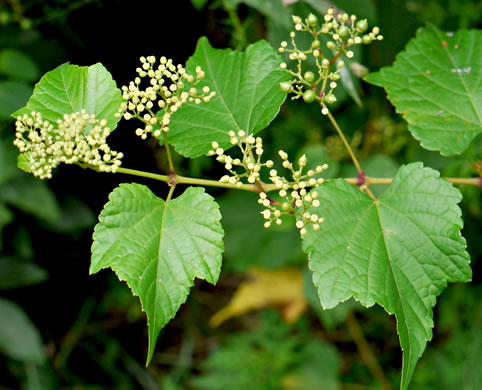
[0,0,480,389]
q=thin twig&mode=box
[326,111,363,174]
[346,311,393,390]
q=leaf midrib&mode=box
[201,41,241,133]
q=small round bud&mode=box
[311,40,320,49]
[325,93,337,104]
[362,35,372,44]
[356,19,368,33]
[338,25,349,39]
[306,13,318,26]
[327,41,335,49]
[303,90,316,103]
[280,82,292,93]
[303,71,315,83]
[292,15,302,24]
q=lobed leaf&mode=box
[301,162,471,389]
[365,25,482,155]
[90,184,224,364]
[168,37,290,158]
[12,62,123,130]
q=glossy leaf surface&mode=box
[365,25,482,155]
[302,162,471,389]
[13,62,122,130]
[91,184,224,364]
[168,37,290,157]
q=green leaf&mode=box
[168,37,290,158]
[91,184,224,364]
[365,25,482,155]
[0,80,32,120]
[0,49,40,82]
[0,257,48,290]
[17,153,32,173]
[0,174,61,222]
[13,62,123,130]
[301,162,471,390]
[0,298,45,363]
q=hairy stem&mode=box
[163,132,175,174]
[82,165,482,191]
[166,184,176,202]
[326,111,363,174]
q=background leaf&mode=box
[302,162,471,389]
[218,190,303,273]
[90,184,224,364]
[0,298,45,363]
[193,310,340,390]
[0,49,40,82]
[365,25,482,155]
[0,80,32,120]
[12,62,123,130]
[168,37,290,158]
[0,135,20,183]
[0,257,48,290]
[0,174,61,222]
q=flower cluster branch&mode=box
[14,111,123,179]
[118,56,216,139]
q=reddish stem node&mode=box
[357,171,366,186]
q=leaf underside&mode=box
[365,24,482,156]
[302,162,471,389]
[90,184,224,364]
[12,62,123,131]
[167,37,290,158]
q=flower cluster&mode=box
[13,110,123,179]
[117,56,216,139]
[208,130,274,186]
[207,132,327,236]
[278,9,382,115]
[259,150,327,235]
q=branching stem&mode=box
[326,111,363,174]
[82,165,482,192]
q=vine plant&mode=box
[10,8,481,390]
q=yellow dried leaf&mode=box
[210,268,307,327]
